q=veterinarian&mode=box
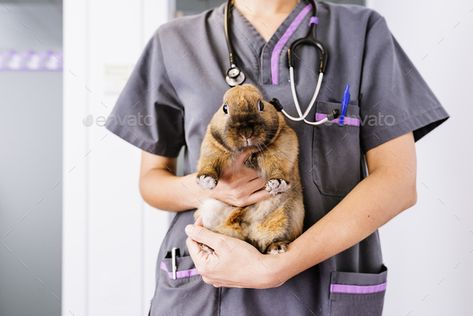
[105,0,449,315]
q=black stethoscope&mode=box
[224,0,340,125]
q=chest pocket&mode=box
[312,100,363,197]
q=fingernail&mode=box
[185,225,193,235]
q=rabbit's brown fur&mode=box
[195,84,304,254]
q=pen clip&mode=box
[171,247,179,280]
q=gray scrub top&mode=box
[105,1,449,315]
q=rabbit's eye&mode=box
[257,100,264,112]
[223,103,229,114]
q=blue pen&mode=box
[339,84,350,126]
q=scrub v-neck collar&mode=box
[232,1,306,46]
[229,1,313,85]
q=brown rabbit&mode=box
[194,84,304,254]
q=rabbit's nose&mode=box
[240,127,254,139]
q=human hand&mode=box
[185,219,287,289]
[206,150,270,207]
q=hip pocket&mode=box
[329,265,388,316]
[160,255,200,283]
[151,254,219,316]
[312,100,362,197]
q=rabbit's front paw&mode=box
[266,241,288,255]
[265,179,290,196]
[197,175,217,190]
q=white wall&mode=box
[63,1,171,315]
[369,1,473,315]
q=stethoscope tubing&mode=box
[284,68,326,125]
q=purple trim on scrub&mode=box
[315,113,361,127]
[160,261,200,279]
[309,16,319,25]
[271,4,312,85]
[330,282,387,294]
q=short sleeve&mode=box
[359,15,449,153]
[105,29,185,157]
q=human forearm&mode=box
[269,165,416,285]
[140,170,208,212]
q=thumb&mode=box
[185,224,227,250]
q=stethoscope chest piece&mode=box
[225,64,246,87]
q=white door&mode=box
[63,1,172,315]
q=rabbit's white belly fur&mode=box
[198,198,234,229]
